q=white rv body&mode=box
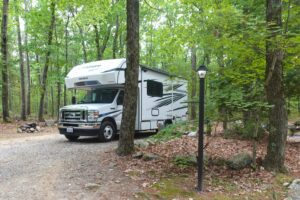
[58,58,188,141]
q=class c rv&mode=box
[58,58,188,142]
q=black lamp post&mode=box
[197,65,207,192]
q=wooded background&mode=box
[0,0,299,124]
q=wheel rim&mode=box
[103,125,113,139]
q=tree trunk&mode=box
[190,47,197,121]
[113,0,119,59]
[64,14,70,106]
[117,0,139,156]
[1,0,10,122]
[51,85,54,117]
[38,1,56,122]
[99,25,112,60]
[55,25,61,120]
[24,0,31,116]
[93,24,101,60]
[79,26,87,62]
[15,2,26,121]
[263,0,288,172]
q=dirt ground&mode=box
[0,126,141,200]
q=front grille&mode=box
[62,110,86,122]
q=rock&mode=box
[287,179,300,200]
[30,128,35,132]
[283,182,290,187]
[36,126,41,131]
[45,120,55,126]
[132,152,144,159]
[187,131,198,137]
[147,139,156,145]
[135,140,149,148]
[17,128,23,133]
[173,155,197,167]
[227,152,252,170]
[142,153,160,161]
[84,183,100,190]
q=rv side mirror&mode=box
[72,96,76,104]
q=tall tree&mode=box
[24,0,31,116]
[38,1,56,121]
[112,0,119,58]
[117,0,139,156]
[190,47,197,120]
[15,0,26,121]
[263,0,288,172]
[1,0,10,122]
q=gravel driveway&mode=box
[0,134,140,200]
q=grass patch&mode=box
[151,176,199,199]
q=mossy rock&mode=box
[227,152,253,170]
[173,155,197,168]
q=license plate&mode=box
[66,127,73,133]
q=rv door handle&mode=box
[110,107,116,110]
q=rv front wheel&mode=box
[98,121,116,142]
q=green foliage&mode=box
[173,155,197,168]
[224,121,266,140]
[1,0,300,122]
[150,122,191,142]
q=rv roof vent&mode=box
[75,81,100,87]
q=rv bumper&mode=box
[58,123,100,136]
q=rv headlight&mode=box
[59,110,63,120]
[88,110,99,122]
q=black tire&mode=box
[98,121,116,142]
[65,135,79,142]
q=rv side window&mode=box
[117,91,124,105]
[147,80,163,97]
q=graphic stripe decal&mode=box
[99,110,121,118]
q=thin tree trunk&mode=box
[190,47,197,121]
[113,0,119,59]
[263,0,288,172]
[15,2,26,121]
[24,0,31,116]
[1,0,10,122]
[79,26,87,62]
[55,25,61,120]
[38,1,56,122]
[117,0,139,156]
[93,24,101,60]
[119,32,124,57]
[64,14,70,106]
[99,25,112,60]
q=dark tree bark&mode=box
[117,0,139,156]
[112,0,119,59]
[263,0,288,172]
[24,0,31,116]
[38,1,56,122]
[1,0,10,122]
[94,23,112,60]
[55,25,61,120]
[78,26,87,62]
[94,24,101,60]
[15,2,26,121]
[64,14,70,106]
[190,47,197,121]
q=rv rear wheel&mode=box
[98,121,116,142]
[65,135,79,142]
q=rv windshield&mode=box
[79,88,118,104]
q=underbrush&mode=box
[149,121,195,142]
